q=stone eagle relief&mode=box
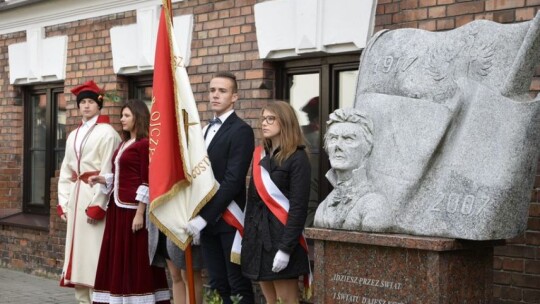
[316,13,540,240]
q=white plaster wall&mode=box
[254,0,378,59]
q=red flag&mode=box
[149,0,217,249]
[149,3,186,201]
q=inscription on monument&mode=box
[331,292,405,304]
[428,192,492,216]
[373,55,418,74]
[331,273,402,290]
[330,273,405,303]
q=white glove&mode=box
[192,233,201,246]
[272,250,290,273]
[184,215,207,236]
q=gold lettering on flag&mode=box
[149,110,161,161]
[149,1,218,249]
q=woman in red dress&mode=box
[89,99,170,304]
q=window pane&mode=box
[30,151,46,206]
[135,86,153,109]
[338,70,359,108]
[289,74,319,126]
[30,94,46,206]
[289,73,320,227]
[32,95,47,149]
[56,92,66,170]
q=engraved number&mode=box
[429,192,491,217]
[446,193,460,213]
[461,195,475,215]
[382,57,393,73]
[375,55,418,74]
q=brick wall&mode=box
[375,1,540,303]
[0,31,25,217]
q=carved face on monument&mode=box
[315,108,385,231]
[324,108,374,174]
[326,122,367,171]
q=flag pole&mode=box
[185,242,196,304]
[181,116,196,304]
[164,1,196,303]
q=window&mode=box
[276,54,360,226]
[23,84,66,215]
[128,74,153,109]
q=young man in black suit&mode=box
[185,72,255,303]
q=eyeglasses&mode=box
[260,115,276,125]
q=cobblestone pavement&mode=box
[0,267,75,304]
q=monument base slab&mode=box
[305,228,503,304]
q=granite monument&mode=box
[315,12,540,240]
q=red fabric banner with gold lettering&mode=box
[149,1,217,249]
[149,2,185,201]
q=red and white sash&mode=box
[223,200,244,264]
[252,146,309,251]
[252,146,312,298]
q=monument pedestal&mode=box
[305,228,503,304]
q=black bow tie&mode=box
[209,117,222,125]
[205,117,222,140]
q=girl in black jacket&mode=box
[241,100,311,304]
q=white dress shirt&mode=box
[75,114,99,157]
[204,109,234,147]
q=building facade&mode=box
[0,0,538,303]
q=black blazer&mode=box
[199,112,255,233]
[241,146,311,280]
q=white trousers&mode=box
[75,286,92,304]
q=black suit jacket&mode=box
[199,112,255,233]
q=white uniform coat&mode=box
[58,115,120,287]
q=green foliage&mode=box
[203,289,243,304]
[204,289,223,304]
[230,294,243,304]
[103,91,122,103]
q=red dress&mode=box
[93,138,170,304]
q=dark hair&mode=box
[213,72,238,93]
[77,91,104,109]
[302,96,319,122]
[121,99,149,141]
